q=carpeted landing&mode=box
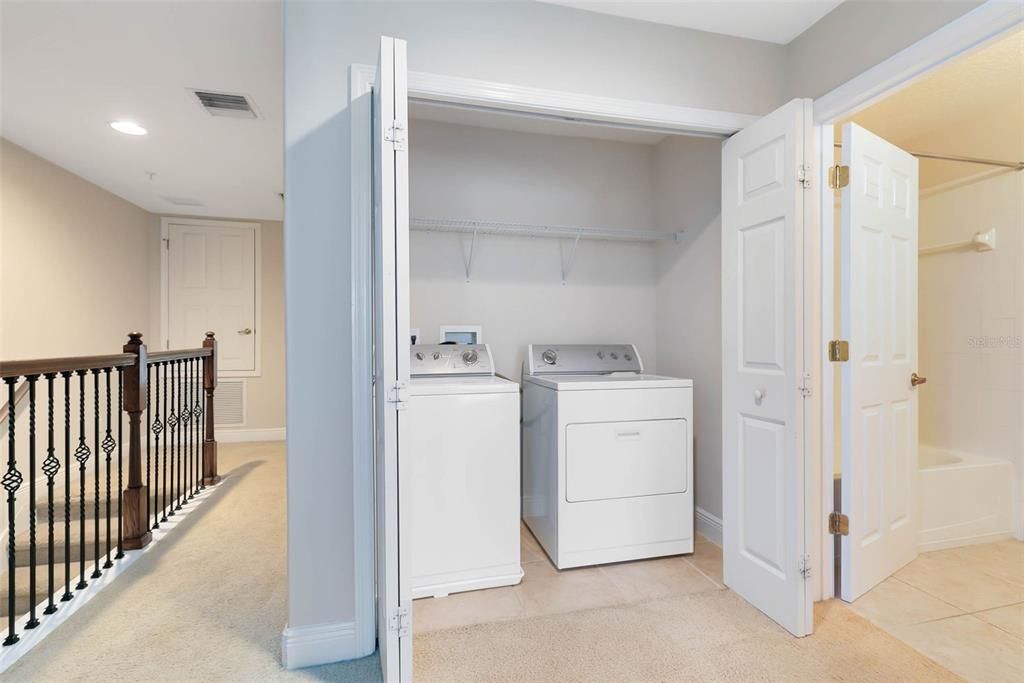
[414,589,963,682]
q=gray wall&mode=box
[785,0,984,98]
[283,0,787,652]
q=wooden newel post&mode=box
[122,332,152,550]
[202,331,220,485]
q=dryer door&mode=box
[566,419,688,502]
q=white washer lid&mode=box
[523,373,692,391]
[409,375,519,396]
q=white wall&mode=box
[410,119,659,377]
[283,0,788,660]
[652,135,725,521]
[913,108,1024,538]
[786,0,984,99]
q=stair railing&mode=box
[0,332,218,647]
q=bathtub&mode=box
[919,445,1014,551]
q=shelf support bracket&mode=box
[461,229,478,282]
[560,232,582,284]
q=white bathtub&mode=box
[919,445,1014,551]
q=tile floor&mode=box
[850,539,1024,682]
[413,524,724,633]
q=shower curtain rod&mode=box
[831,143,1023,170]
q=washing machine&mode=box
[521,344,693,569]
[409,343,523,598]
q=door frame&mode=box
[159,216,262,378]
[349,64,822,649]
[812,0,1022,599]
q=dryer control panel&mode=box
[411,344,496,377]
[525,344,643,375]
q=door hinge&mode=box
[828,164,849,190]
[828,339,850,363]
[798,372,812,397]
[163,237,170,251]
[386,382,409,410]
[798,554,812,580]
[798,164,812,189]
[388,605,411,637]
[829,512,849,536]
[385,121,407,151]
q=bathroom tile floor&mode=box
[851,539,1024,683]
[413,524,724,633]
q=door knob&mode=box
[911,372,927,387]
[753,388,766,404]
[237,328,253,335]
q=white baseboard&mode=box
[696,506,723,547]
[216,427,286,443]
[281,620,362,670]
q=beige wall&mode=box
[1,138,156,358]
[1,139,285,431]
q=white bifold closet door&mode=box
[721,98,814,637]
[839,122,920,602]
[374,35,412,683]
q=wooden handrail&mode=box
[0,353,135,379]
[147,347,213,363]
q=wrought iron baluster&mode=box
[146,364,152,531]
[61,371,73,602]
[198,357,206,491]
[168,361,177,517]
[116,367,124,559]
[91,368,102,579]
[43,373,59,616]
[161,362,168,523]
[177,358,185,511]
[184,358,192,501]
[194,358,201,497]
[153,363,163,527]
[3,377,23,646]
[74,369,89,590]
[26,375,40,629]
[102,368,114,569]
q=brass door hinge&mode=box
[828,164,849,189]
[828,340,849,362]
[829,512,849,536]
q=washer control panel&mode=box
[411,344,495,376]
[526,344,643,375]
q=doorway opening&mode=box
[826,28,1023,682]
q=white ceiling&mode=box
[1,1,283,221]
[538,0,845,44]
[410,101,670,145]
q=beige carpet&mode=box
[6,442,960,682]
[5,442,378,683]
[415,593,963,682]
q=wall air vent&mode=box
[190,89,258,119]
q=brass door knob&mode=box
[237,328,253,335]
[911,373,927,387]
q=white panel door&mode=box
[167,222,256,372]
[374,36,412,683]
[722,98,813,637]
[839,122,919,602]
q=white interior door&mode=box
[374,35,412,683]
[166,221,257,373]
[721,98,813,637]
[839,122,919,602]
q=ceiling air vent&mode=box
[162,196,203,207]
[191,89,258,119]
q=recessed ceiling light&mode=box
[109,120,147,136]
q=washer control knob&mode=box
[541,349,558,365]
[462,349,479,365]
[597,351,605,360]
[624,352,633,361]
[610,352,619,360]
[432,351,441,361]
[415,352,424,361]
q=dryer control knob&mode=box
[415,352,424,361]
[597,351,605,359]
[541,349,558,365]
[462,350,479,365]
[624,353,633,361]
[432,351,441,361]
